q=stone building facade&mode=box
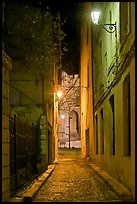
[58,71,81,148]
[79,2,135,199]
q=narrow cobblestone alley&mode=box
[33,148,124,202]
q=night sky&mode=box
[44,1,79,41]
[46,1,80,74]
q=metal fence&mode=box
[9,114,41,195]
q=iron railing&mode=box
[9,114,41,195]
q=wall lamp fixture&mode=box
[91,11,116,34]
[54,84,63,101]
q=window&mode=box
[85,128,90,157]
[109,10,113,56]
[109,94,115,155]
[93,56,97,93]
[87,65,89,87]
[87,24,89,45]
[109,10,112,24]
[10,89,20,105]
[123,74,131,156]
[120,2,131,44]
[104,52,107,71]
[99,41,102,72]
[95,115,98,154]
[100,109,104,154]
[99,40,102,87]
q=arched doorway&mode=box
[69,110,81,148]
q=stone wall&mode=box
[2,50,12,201]
[58,71,80,148]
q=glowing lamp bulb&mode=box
[91,11,101,24]
[57,91,62,98]
[61,115,65,119]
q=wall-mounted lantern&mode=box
[91,11,116,34]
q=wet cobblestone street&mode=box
[33,148,123,202]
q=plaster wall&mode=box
[80,2,94,158]
[80,1,135,199]
[93,57,135,196]
[91,2,135,198]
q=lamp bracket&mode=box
[98,22,116,33]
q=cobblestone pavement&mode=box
[33,148,124,202]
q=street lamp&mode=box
[91,11,116,34]
[91,11,101,24]
[61,114,65,119]
[57,91,63,99]
[54,84,63,100]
